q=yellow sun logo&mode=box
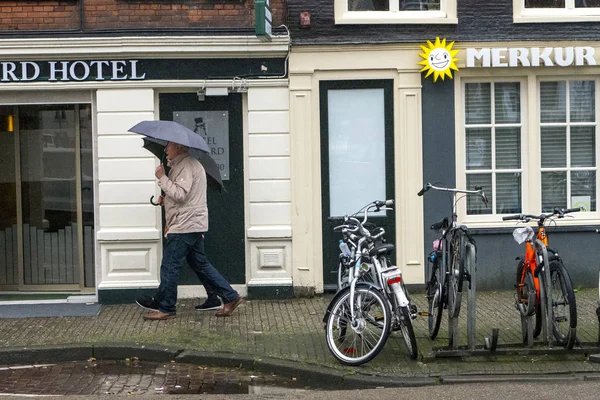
[418,37,459,82]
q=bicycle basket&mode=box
[512,226,534,245]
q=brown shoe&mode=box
[143,311,176,321]
[215,296,244,317]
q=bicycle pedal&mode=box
[418,311,430,317]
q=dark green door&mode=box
[159,93,245,284]
[320,80,396,290]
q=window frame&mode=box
[538,78,598,213]
[513,0,600,23]
[456,72,600,227]
[334,0,457,24]
[464,81,526,217]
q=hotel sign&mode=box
[466,46,596,68]
[0,58,287,83]
[0,59,145,82]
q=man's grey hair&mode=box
[177,144,190,153]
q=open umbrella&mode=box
[129,121,225,204]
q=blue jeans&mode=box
[155,232,238,314]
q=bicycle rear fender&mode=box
[546,246,560,261]
[457,225,477,247]
[322,282,384,325]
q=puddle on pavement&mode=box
[0,359,335,395]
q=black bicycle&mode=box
[418,182,488,340]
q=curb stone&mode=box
[441,374,579,384]
[0,344,92,366]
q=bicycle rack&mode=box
[597,272,600,346]
[448,241,477,350]
[520,242,554,349]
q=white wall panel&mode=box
[248,87,290,111]
[248,134,289,156]
[249,180,291,202]
[99,241,159,287]
[97,112,156,135]
[98,135,148,158]
[99,181,157,204]
[96,89,154,112]
[248,157,290,179]
[248,111,289,134]
[99,205,157,228]
[98,158,156,181]
[249,203,291,225]
[248,241,292,286]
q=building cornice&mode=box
[0,35,290,59]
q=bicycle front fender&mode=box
[322,282,384,325]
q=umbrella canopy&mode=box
[129,120,210,153]
[142,137,224,192]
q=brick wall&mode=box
[287,0,600,45]
[0,0,285,31]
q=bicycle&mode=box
[503,208,579,349]
[323,200,418,365]
[418,182,488,340]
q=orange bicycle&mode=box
[503,208,579,349]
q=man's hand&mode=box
[155,164,166,179]
[157,195,164,206]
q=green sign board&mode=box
[255,0,272,42]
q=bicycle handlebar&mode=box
[417,182,488,206]
[417,183,431,196]
[330,199,394,238]
[502,207,581,222]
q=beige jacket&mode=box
[158,154,208,235]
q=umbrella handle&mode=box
[150,196,160,206]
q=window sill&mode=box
[514,9,600,23]
[514,15,600,23]
[335,14,457,25]
[460,219,600,234]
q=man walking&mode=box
[136,141,243,320]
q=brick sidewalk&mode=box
[1,289,600,380]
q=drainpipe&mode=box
[80,0,85,32]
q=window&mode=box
[335,0,457,24]
[514,0,600,23]
[464,82,523,216]
[540,80,596,212]
[460,77,598,223]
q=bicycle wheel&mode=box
[399,307,418,359]
[447,230,466,319]
[427,257,444,340]
[515,261,541,342]
[325,286,392,366]
[548,260,577,349]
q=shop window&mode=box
[460,77,598,224]
[335,0,457,24]
[514,0,600,23]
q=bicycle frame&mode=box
[522,223,549,303]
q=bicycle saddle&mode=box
[430,217,449,231]
[369,243,395,257]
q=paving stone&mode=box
[0,290,598,394]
